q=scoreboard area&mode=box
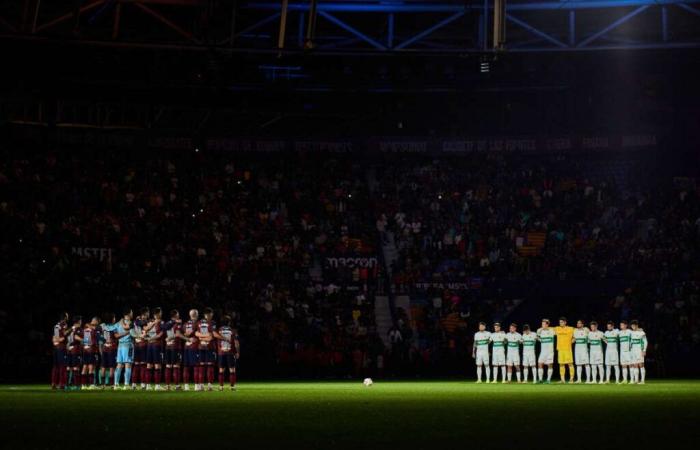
[1,380,698,449]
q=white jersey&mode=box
[505,332,522,366]
[618,328,632,365]
[630,329,648,364]
[474,331,491,366]
[490,331,507,365]
[537,328,555,364]
[588,330,605,364]
[604,329,620,365]
[521,332,537,366]
[573,328,589,365]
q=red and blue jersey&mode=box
[67,328,83,355]
[82,326,99,352]
[216,326,238,355]
[101,323,117,351]
[164,321,183,350]
[146,319,165,346]
[183,320,199,350]
[52,321,68,350]
[196,319,217,349]
[133,318,148,348]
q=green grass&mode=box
[1,381,699,449]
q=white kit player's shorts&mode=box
[538,349,553,365]
[620,350,632,365]
[506,349,520,366]
[492,350,506,366]
[605,350,619,365]
[522,351,536,367]
[631,348,644,364]
[589,350,604,365]
[575,346,589,365]
[475,350,490,366]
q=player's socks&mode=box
[547,368,553,381]
[568,364,574,382]
[67,370,73,387]
[597,365,604,382]
[559,366,566,381]
[144,367,152,385]
[230,372,237,387]
[105,371,111,385]
[492,367,498,382]
[585,365,591,382]
[537,368,544,382]
[632,367,639,383]
[60,367,67,388]
[640,367,646,383]
[506,371,512,382]
[115,367,122,386]
[125,366,132,385]
[51,366,57,387]
[622,367,628,382]
[155,368,162,386]
[183,367,190,385]
[476,366,482,382]
[173,367,180,386]
[165,368,172,386]
[614,365,620,382]
[523,367,528,382]
[501,367,506,382]
[515,371,521,382]
[484,365,490,382]
[576,366,582,381]
[207,366,215,384]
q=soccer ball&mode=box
[363,378,373,387]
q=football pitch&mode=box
[1,380,699,449]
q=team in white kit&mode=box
[472,319,648,384]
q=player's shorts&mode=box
[557,349,573,365]
[101,349,116,368]
[522,351,536,367]
[52,348,67,366]
[184,348,200,367]
[165,348,182,366]
[68,352,82,368]
[146,345,163,365]
[117,345,134,364]
[575,347,589,365]
[199,348,216,365]
[217,353,237,370]
[631,347,644,364]
[619,350,632,365]
[491,350,506,366]
[605,351,619,365]
[538,349,554,365]
[506,350,520,366]
[133,345,147,364]
[82,349,98,366]
[589,350,604,365]
[475,350,490,366]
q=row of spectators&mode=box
[1,147,698,378]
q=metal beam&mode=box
[248,1,700,13]
[507,14,567,48]
[677,2,700,15]
[395,11,464,50]
[35,0,106,33]
[576,5,651,47]
[318,11,386,49]
[133,2,197,41]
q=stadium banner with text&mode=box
[71,246,113,262]
[325,255,379,269]
[204,135,657,154]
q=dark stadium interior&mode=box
[0,1,700,448]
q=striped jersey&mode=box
[474,331,491,351]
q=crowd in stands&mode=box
[1,147,698,379]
